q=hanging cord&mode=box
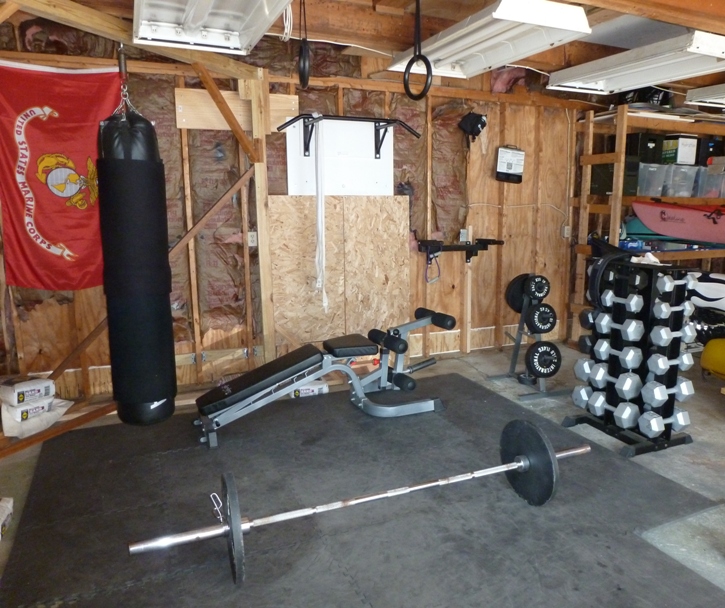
[112,43,143,117]
[314,119,328,312]
[298,0,311,89]
[280,4,293,42]
[404,0,432,101]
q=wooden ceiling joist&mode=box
[12,0,261,80]
[567,0,725,37]
[267,0,455,54]
[0,1,19,22]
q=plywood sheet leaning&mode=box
[340,195,410,335]
[268,196,345,347]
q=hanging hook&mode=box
[118,42,128,83]
[112,43,143,118]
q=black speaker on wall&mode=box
[97,112,176,425]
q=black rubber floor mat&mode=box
[1,373,722,608]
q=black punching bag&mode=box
[97,111,176,425]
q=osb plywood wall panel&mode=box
[268,196,346,345]
[340,196,410,334]
[268,195,409,349]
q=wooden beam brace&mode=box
[13,0,260,80]
[192,62,261,163]
[0,1,19,22]
[47,167,255,380]
[563,0,725,37]
[267,0,455,54]
[168,166,255,257]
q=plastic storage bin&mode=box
[694,169,725,197]
[662,165,699,197]
[637,163,668,196]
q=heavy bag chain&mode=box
[113,43,143,118]
[404,0,432,101]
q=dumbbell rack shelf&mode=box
[566,259,694,457]
[491,288,568,402]
[562,411,691,458]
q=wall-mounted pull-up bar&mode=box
[278,113,421,159]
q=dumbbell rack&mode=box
[564,260,694,457]
[492,287,568,402]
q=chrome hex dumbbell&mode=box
[593,339,643,370]
[595,313,645,341]
[647,352,695,376]
[587,391,640,429]
[650,323,697,347]
[588,363,642,400]
[638,407,691,438]
[641,377,695,408]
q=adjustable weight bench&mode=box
[194,308,456,448]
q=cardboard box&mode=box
[0,497,13,541]
[3,395,53,422]
[0,376,54,405]
[662,135,698,165]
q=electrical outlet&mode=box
[561,225,572,239]
[248,231,258,247]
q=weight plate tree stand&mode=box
[97,110,176,424]
[129,420,591,584]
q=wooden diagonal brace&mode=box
[193,62,261,164]
[47,166,256,381]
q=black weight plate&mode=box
[525,303,557,334]
[222,472,245,584]
[505,273,530,313]
[500,419,559,506]
[524,341,561,378]
[524,275,550,300]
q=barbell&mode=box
[128,420,591,585]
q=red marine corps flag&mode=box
[0,60,121,290]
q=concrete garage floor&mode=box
[1,343,724,590]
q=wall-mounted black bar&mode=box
[417,238,505,264]
[277,113,421,158]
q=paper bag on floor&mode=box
[1,398,74,439]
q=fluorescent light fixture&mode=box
[133,0,291,55]
[548,30,725,95]
[388,0,591,79]
[685,82,725,108]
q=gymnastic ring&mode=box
[298,38,311,89]
[403,53,432,101]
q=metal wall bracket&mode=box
[417,238,505,264]
[278,113,421,160]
